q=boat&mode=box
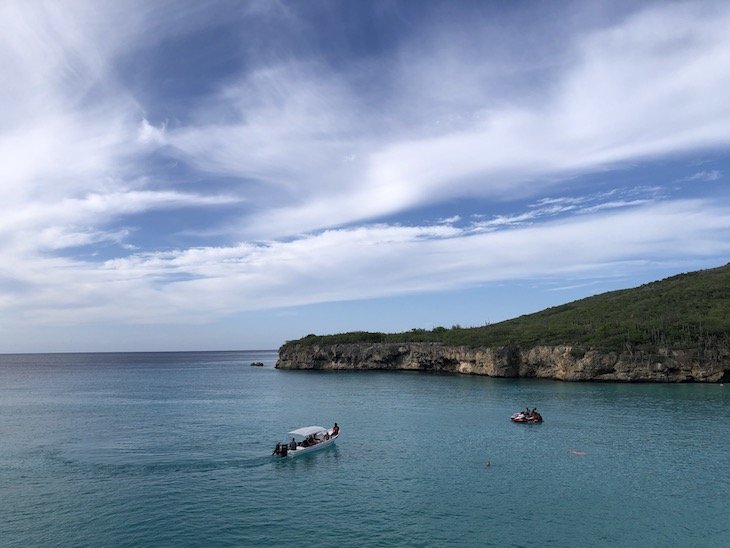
[511,411,543,423]
[250,361,264,367]
[272,425,340,457]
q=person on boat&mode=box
[289,437,297,450]
[272,443,282,455]
[332,422,340,436]
[323,431,330,441]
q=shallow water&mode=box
[1,351,728,547]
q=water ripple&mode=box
[1,355,728,547]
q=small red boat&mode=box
[511,411,543,423]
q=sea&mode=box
[1,350,728,547]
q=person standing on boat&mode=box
[289,437,297,450]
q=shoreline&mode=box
[277,341,730,383]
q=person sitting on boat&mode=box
[289,437,297,450]
[332,422,340,436]
[323,432,330,441]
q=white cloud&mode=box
[0,2,243,257]
[1,1,729,346]
[681,169,722,182]
[2,199,728,327]
[158,2,730,239]
[470,187,661,230]
[0,3,144,219]
[138,119,166,146]
[0,190,239,255]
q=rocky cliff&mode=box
[276,342,730,382]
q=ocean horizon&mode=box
[2,350,728,547]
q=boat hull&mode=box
[286,434,338,457]
[273,428,339,458]
[510,412,543,424]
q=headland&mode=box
[277,263,730,382]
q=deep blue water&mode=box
[1,351,728,547]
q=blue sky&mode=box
[1,0,729,352]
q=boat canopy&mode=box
[289,426,328,437]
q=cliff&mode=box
[276,342,730,382]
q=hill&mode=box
[286,263,730,353]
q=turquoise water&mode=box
[1,351,728,547]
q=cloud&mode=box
[1,1,729,344]
[3,199,729,327]
[159,1,730,239]
[469,186,661,230]
[0,2,245,255]
[0,3,143,217]
[138,119,166,146]
[168,62,366,196]
[680,169,722,182]
[0,190,240,254]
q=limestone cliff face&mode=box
[276,342,730,382]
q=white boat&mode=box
[272,425,339,457]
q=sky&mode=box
[1,0,730,352]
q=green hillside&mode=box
[288,263,730,352]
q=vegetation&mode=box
[287,263,730,352]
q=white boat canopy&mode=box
[289,426,328,437]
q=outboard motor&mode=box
[280,445,288,457]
